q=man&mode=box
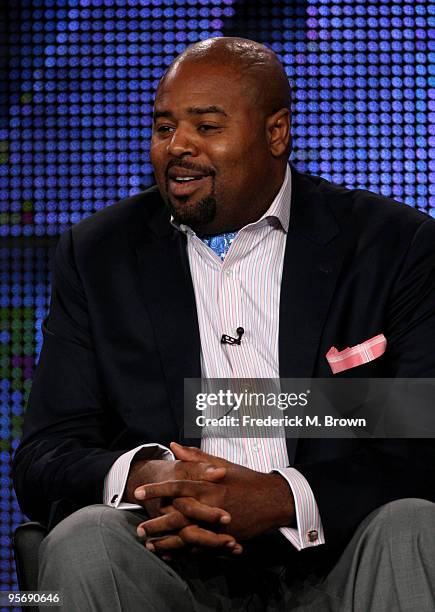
[13,37,435,610]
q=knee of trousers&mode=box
[39,504,142,572]
[364,498,435,540]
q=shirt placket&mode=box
[217,239,261,470]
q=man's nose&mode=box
[166,128,199,157]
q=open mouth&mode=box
[167,170,212,197]
[171,176,205,183]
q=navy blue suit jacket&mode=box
[12,166,435,566]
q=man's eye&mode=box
[155,125,174,134]
[198,124,219,132]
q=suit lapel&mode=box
[279,167,346,378]
[280,168,347,462]
[134,200,201,437]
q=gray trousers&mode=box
[38,498,435,611]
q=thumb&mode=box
[170,442,228,467]
[170,442,206,462]
[171,443,227,481]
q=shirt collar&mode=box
[170,163,291,236]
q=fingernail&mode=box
[134,489,145,499]
[146,541,155,552]
[220,515,231,524]
[206,466,217,473]
[137,527,146,538]
[226,541,235,548]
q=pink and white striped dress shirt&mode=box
[104,164,325,551]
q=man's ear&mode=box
[266,108,291,157]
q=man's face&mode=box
[150,60,274,233]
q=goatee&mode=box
[168,195,217,228]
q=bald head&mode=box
[160,37,291,117]
[151,37,292,234]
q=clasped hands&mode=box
[126,442,295,558]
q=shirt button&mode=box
[225,270,233,277]
[307,530,318,543]
[252,443,261,452]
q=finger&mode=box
[189,542,243,556]
[137,511,190,537]
[178,525,238,549]
[171,442,229,467]
[159,503,176,515]
[231,543,243,555]
[134,479,209,501]
[146,535,186,552]
[190,543,243,556]
[172,497,231,525]
[147,531,243,555]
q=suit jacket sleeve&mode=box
[294,218,435,552]
[12,229,127,526]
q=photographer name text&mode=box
[195,415,367,428]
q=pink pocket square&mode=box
[326,334,387,374]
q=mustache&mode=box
[165,159,216,178]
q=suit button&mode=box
[307,530,318,542]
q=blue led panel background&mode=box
[1,0,433,596]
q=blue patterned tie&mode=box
[201,231,238,261]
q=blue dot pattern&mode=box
[1,0,432,596]
[1,0,431,240]
[201,232,238,261]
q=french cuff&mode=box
[103,443,175,510]
[272,467,325,551]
